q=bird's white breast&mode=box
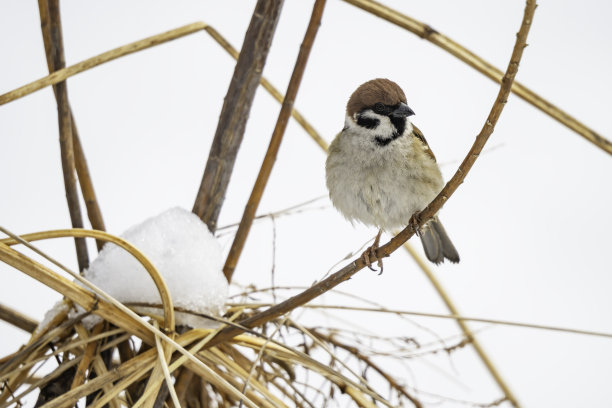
[326,121,444,230]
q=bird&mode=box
[325,78,459,269]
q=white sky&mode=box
[1,1,611,407]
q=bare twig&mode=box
[38,0,89,271]
[308,327,422,408]
[342,0,612,155]
[223,0,327,282]
[205,1,537,370]
[192,0,285,232]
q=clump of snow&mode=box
[82,207,228,328]
[35,300,70,336]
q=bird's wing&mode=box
[411,124,437,162]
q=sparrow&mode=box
[325,78,459,268]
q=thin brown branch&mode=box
[192,0,285,232]
[223,0,327,282]
[206,0,537,364]
[342,0,612,155]
[39,0,89,271]
[0,302,38,333]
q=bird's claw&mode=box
[409,213,422,237]
[361,230,384,274]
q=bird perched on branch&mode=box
[326,78,459,269]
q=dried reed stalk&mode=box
[192,0,285,232]
[0,303,38,333]
[39,0,89,271]
[38,0,107,251]
[223,0,327,282]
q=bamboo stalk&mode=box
[192,0,285,232]
[223,0,327,282]
[342,0,612,155]
[39,0,89,271]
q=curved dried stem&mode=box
[0,228,175,334]
[223,0,327,282]
[342,0,612,155]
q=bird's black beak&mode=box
[391,102,415,118]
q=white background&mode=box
[1,1,611,407]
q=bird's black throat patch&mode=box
[389,115,406,136]
[374,116,406,147]
[374,132,401,146]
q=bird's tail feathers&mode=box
[419,216,460,264]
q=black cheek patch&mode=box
[356,115,380,129]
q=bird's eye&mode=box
[373,102,386,114]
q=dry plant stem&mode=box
[0,302,38,333]
[39,0,106,250]
[207,0,536,358]
[39,0,89,272]
[70,323,104,390]
[0,228,176,334]
[203,26,329,152]
[223,0,327,282]
[0,22,207,105]
[342,0,612,155]
[38,0,89,271]
[72,121,107,250]
[192,0,285,232]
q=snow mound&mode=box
[83,207,228,328]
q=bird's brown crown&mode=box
[346,78,407,116]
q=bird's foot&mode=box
[409,213,422,237]
[361,230,384,274]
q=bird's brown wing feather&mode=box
[411,124,436,162]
